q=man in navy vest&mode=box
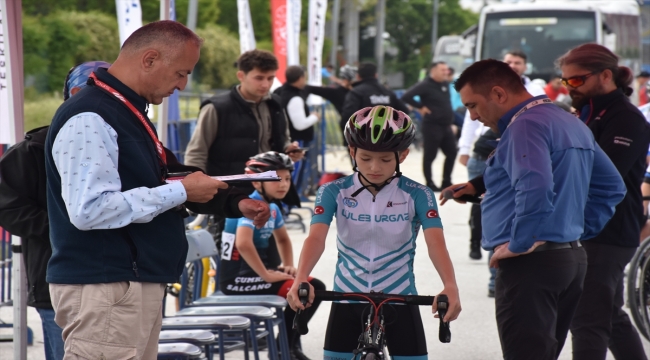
[44,21,270,359]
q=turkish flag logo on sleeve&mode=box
[426,209,439,219]
[314,206,325,215]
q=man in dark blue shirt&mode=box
[444,59,626,360]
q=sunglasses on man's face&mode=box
[561,72,598,88]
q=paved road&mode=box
[1,148,649,359]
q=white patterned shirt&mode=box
[52,112,187,230]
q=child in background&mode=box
[219,151,324,360]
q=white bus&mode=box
[473,0,641,81]
[433,35,475,74]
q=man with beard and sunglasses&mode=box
[558,43,650,360]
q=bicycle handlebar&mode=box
[311,290,435,306]
[293,283,451,343]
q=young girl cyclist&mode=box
[286,105,461,359]
[219,151,325,360]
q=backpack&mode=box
[0,125,52,307]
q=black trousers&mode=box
[570,241,647,360]
[421,122,457,187]
[469,203,482,251]
[495,246,587,360]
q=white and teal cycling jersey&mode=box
[312,174,443,295]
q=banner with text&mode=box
[286,0,301,66]
[0,1,23,144]
[237,0,256,53]
[0,5,10,144]
[271,0,287,83]
[116,0,143,46]
[307,0,328,103]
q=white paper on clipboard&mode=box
[165,170,281,184]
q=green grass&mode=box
[24,94,63,131]
[23,93,203,133]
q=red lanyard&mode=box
[88,72,167,166]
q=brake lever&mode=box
[437,294,451,343]
[292,282,310,335]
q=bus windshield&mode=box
[434,36,474,74]
[481,10,597,79]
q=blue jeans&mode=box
[467,157,486,180]
[36,308,64,360]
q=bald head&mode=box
[109,20,202,105]
[121,20,203,62]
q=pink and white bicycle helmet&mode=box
[344,106,415,152]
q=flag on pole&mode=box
[0,0,24,145]
[166,0,182,159]
[286,0,301,66]
[0,5,12,144]
[167,0,180,123]
[307,0,328,104]
[116,0,143,46]
[237,0,256,53]
[270,0,287,83]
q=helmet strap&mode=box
[258,183,273,203]
[351,151,403,198]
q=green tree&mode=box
[195,25,241,89]
[41,12,89,92]
[173,0,220,27]
[23,0,115,16]
[217,0,272,42]
[66,12,121,65]
[22,15,50,81]
[380,0,478,85]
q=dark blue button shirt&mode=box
[481,96,626,253]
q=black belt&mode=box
[533,240,582,253]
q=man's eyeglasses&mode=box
[561,72,598,88]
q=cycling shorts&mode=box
[323,302,427,360]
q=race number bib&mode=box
[221,232,236,260]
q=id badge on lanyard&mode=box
[88,72,168,180]
[507,97,553,128]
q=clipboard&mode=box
[165,170,281,184]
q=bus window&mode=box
[482,10,597,80]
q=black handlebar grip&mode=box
[437,294,451,343]
[404,295,435,306]
[292,282,311,335]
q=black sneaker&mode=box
[488,289,495,298]
[469,249,482,260]
[290,347,311,360]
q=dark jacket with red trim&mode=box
[578,89,650,247]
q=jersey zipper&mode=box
[368,191,377,290]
